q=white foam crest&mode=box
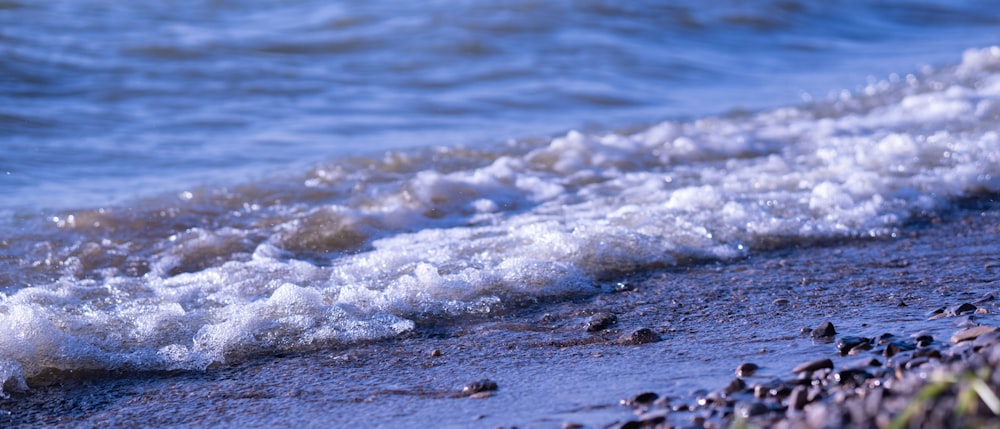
[0,258,412,390]
[321,47,1000,322]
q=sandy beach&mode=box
[3,200,997,428]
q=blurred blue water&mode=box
[2,0,999,210]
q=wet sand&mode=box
[2,200,998,428]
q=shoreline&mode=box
[2,201,999,428]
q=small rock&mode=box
[912,347,941,359]
[973,330,1000,348]
[926,307,946,319]
[912,332,933,347]
[883,341,915,358]
[904,356,929,370]
[876,333,897,345]
[951,303,978,316]
[430,349,444,357]
[637,409,668,426]
[811,321,837,338]
[864,387,885,416]
[461,379,498,396]
[723,378,747,396]
[788,386,809,410]
[848,342,873,355]
[736,362,759,377]
[614,281,635,292]
[618,328,661,345]
[836,336,870,356]
[586,312,618,332]
[622,392,659,406]
[975,293,995,304]
[793,358,834,374]
[835,368,871,387]
[697,391,721,407]
[852,358,882,368]
[951,325,1000,343]
[735,401,769,418]
[613,420,641,429]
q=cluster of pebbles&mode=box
[608,300,1000,429]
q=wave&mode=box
[1,46,999,393]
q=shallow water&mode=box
[4,0,1000,210]
[1,0,1000,396]
[4,203,998,428]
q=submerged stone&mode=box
[736,362,759,377]
[461,379,498,396]
[793,358,834,374]
[617,328,661,345]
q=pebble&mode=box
[972,330,1000,348]
[834,368,871,387]
[636,409,668,426]
[612,420,641,429]
[461,379,498,396]
[950,302,978,316]
[723,378,747,396]
[735,401,769,418]
[792,358,834,374]
[847,341,872,355]
[736,362,759,377]
[836,336,870,356]
[950,325,1000,343]
[586,312,618,332]
[788,386,809,410]
[882,341,915,358]
[926,307,947,320]
[617,328,661,345]
[811,321,837,338]
[975,293,995,304]
[912,332,933,347]
[622,392,658,406]
[603,308,1000,429]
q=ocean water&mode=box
[1,0,1000,393]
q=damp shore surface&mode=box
[3,202,997,429]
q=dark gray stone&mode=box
[723,378,747,396]
[811,321,837,338]
[460,379,498,396]
[586,312,618,332]
[793,358,834,374]
[736,362,759,377]
[836,336,870,356]
[618,328,661,345]
[789,386,809,410]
